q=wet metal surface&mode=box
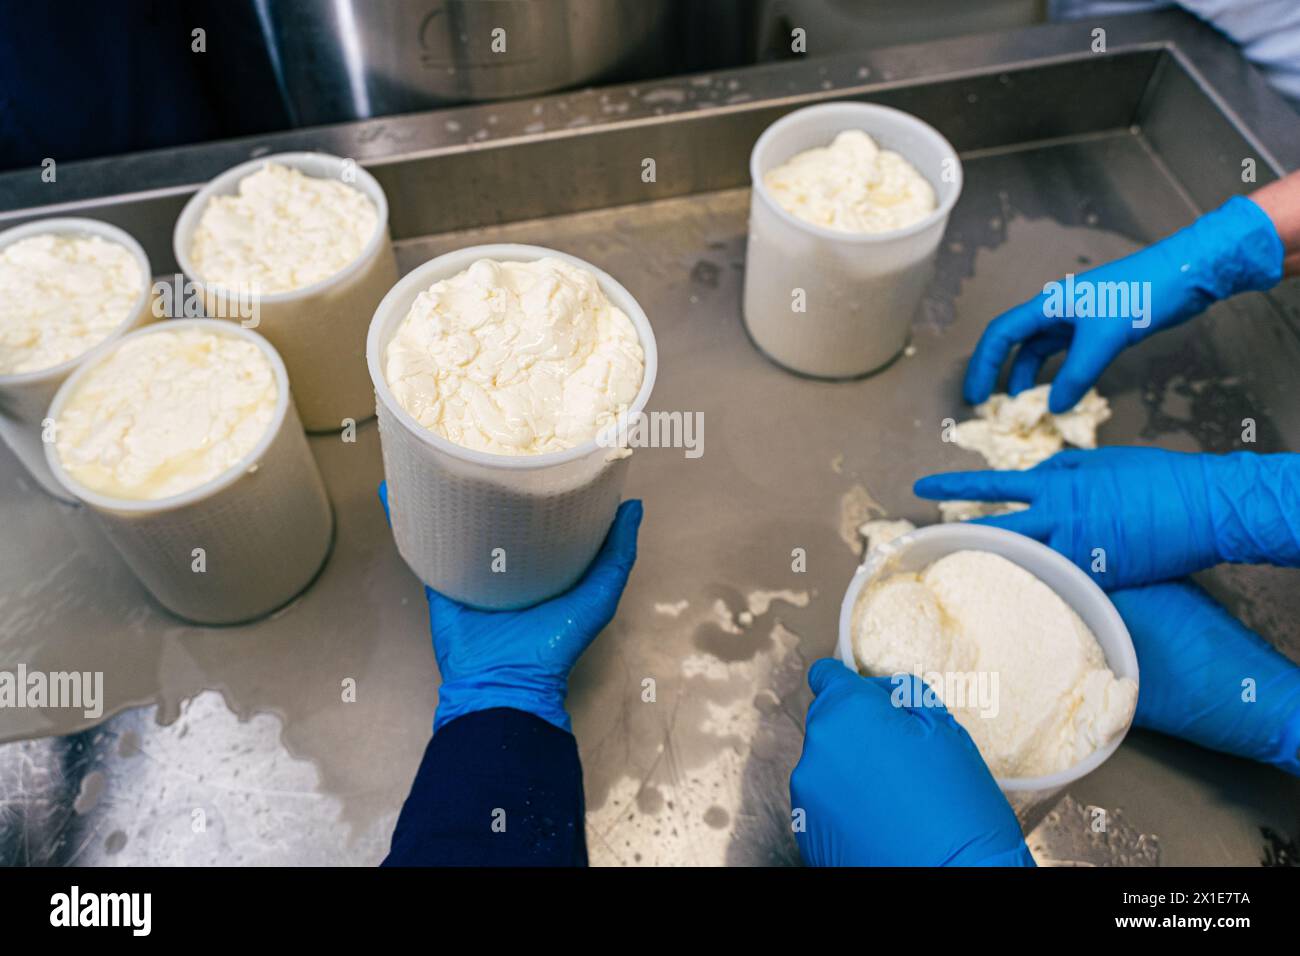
[3,12,1299,865]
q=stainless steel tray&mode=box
[2,10,1298,866]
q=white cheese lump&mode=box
[55,328,278,500]
[189,162,378,295]
[852,549,1137,778]
[385,257,645,456]
[0,233,143,375]
[953,385,1111,471]
[939,386,1112,523]
[764,130,936,234]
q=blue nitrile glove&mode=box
[378,482,642,733]
[915,448,1300,591]
[1110,581,1300,776]
[964,196,1284,413]
[790,660,1035,867]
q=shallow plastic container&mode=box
[744,102,962,378]
[0,218,154,502]
[173,151,398,432]
[45,319,334,625]
[367,243,657,610]
[836,523,1139,831]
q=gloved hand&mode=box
[914,447,1300,590]
[1111,580,1300,776]
[378,482,642,733]
[963,196,1283,413]
[790,660,1034,867]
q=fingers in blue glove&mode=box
[912,447,1242,589]
[807,657,860,697]
[425,498,644,632]
[380,478,642,617]
[424,499,644,733]
[1047,332,1123,414]
[912,470,1053,540]
[1110,580,1300,775]
[794,658,1033,867]
[965,197,1283,414]
[1006,328,1070,396]
[913,469,1042,503]
[963,295,1052,405]
[580,499,643,599]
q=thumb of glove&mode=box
[808,658,859,697]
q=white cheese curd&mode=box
[0,233,143,375]
[852,549,1137,778]
[189,162,378,294]
[384,257,645,456]
[953,385,1111,471]
[764,129,936,234]
[938,386,1112,522]
[55,328,277,500]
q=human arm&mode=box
[1251,172,1300,275]
[379,486,643,865]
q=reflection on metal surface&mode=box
[256,0,675,123]
[330,0,373,120]
[585,608,809,867]
[0,694,391,865]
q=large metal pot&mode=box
[255,0,676,124]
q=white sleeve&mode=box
[1050,0,1300,105]
[1176,0,1300,103]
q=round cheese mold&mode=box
[743,102,961,379]
[0,231,145,376]
[53,326,278,501]
[383,257,646,456]
[188,161,379,295]
[366,243,658,610]
[851,548,1137,780]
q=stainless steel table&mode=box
[2,10,1298,866]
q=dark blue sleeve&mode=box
[0,0,286,172]
[382,707,588,867]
